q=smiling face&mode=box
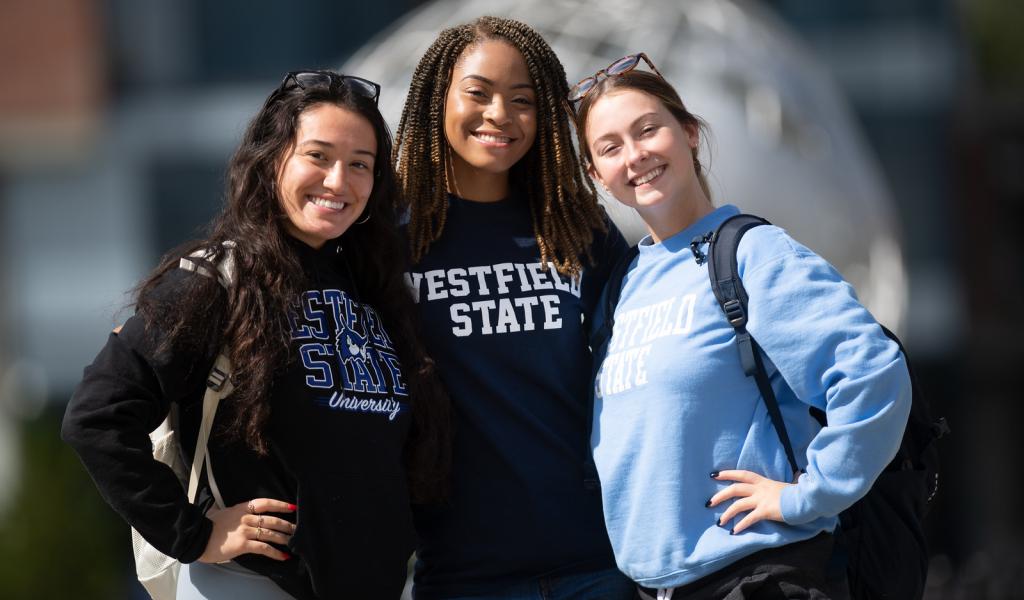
[276,102,377,248]
[443,39,538,201]
[585,89,706,239]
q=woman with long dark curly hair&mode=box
[393,16,634,600]
[62,70,450,599]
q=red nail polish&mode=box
[287,503,298,511]
[282,552,292,560]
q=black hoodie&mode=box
[62,237,415,599]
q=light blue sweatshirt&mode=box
[591,205,911,588]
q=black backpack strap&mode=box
[707,214,801,477]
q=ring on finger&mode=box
[258,515,264,528]
[256,526,263,541]
[247,500,256,514]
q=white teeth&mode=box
[474,133,512,144]
[310,196,346,210]
[632,165,665,186]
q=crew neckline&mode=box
[637,204,741,257]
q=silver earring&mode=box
[355,212,371,225]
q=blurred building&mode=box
[346,0,911,334]
[3,0,918,399]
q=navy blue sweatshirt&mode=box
[62,237,415,599]
[406,193,628,598]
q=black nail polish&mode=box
[704,498,712,508]
[716,518,721,527]
[730,529,736,535]
[710,471,719,479]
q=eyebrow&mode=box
[299,139,376,157]
[591,112,661,144]
[460,74,535,90]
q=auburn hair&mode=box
[573,69,712,200]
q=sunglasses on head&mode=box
[568,53,663,103]
[271,70,381,105]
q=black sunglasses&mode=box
[271,70,381,105]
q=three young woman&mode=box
[63,16,911,600]
[63,71,449,599]
[574,57,912,599]
[393,16,635,600]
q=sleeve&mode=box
[60,269,221,562]
[738,226,912,525]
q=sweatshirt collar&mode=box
[637,204,741,258]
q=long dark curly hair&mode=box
[135,73,450,501]
[394,16,607,276]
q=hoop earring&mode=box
[355,211,371,225]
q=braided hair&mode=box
[394,16,606,276]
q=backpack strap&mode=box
[186,354,233,508]
[707,214,801,477]
[178,241,237,509]
[179,240,237,289]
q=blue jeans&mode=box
[440,566,637,600]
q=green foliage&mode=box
[0,405,136,599]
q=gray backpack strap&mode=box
[178,240,237,290]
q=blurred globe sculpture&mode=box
[343,0,906,330]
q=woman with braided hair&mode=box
[394,16,634,600]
